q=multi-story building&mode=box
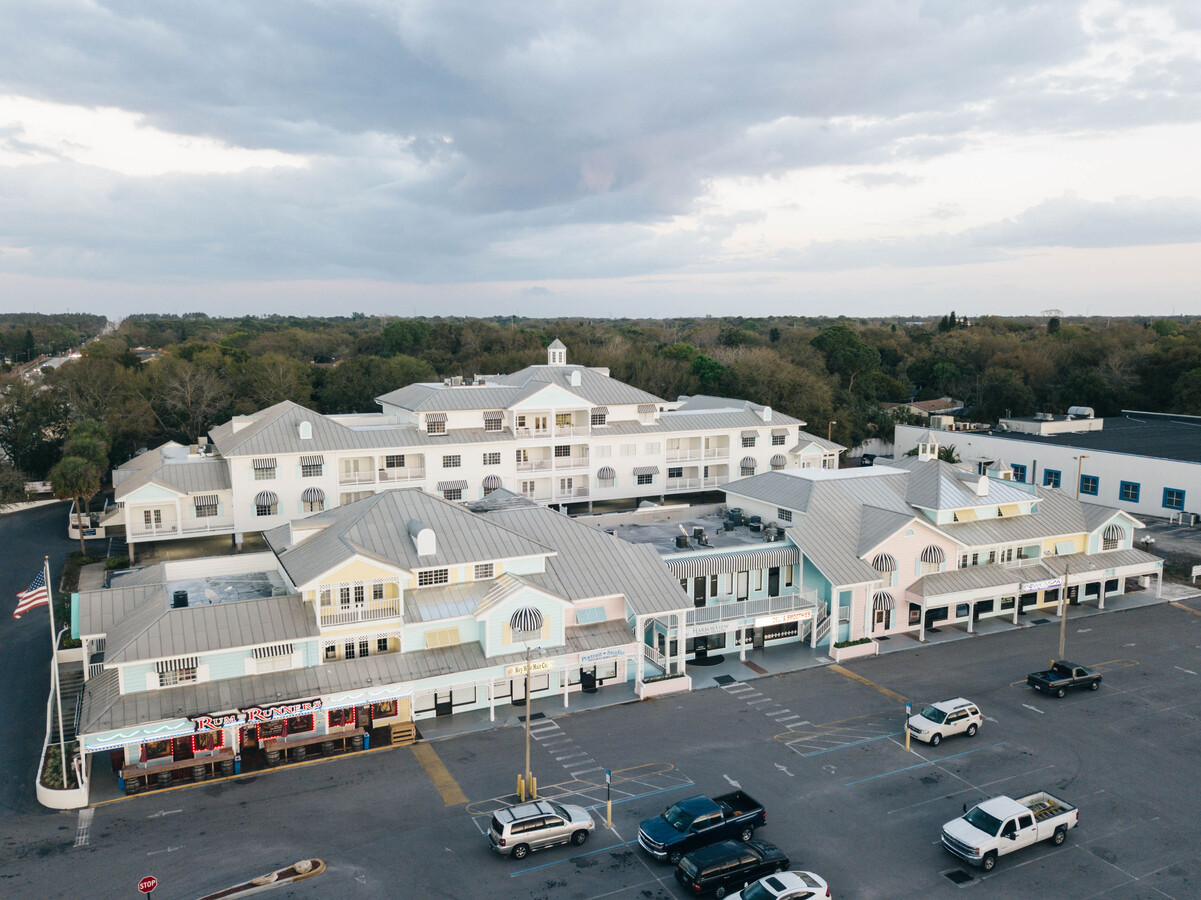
[110,341,843,555]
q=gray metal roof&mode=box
[884,457,1033,511]
[76,583,163,637]
[935,486,1090,546]
[909,564,1027,599]
[404,580,493,622]
[114,451,231,500]
[265,488,554,587]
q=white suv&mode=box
[908,698,982,746]
[488,800,595,860]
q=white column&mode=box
[488,681,495,722]
[967,602,975,634]
[1156,570,1162,599]
[739,625,747,661]
[563,669,569,708]
[1012,597,1020,625]
[919,605,927,642]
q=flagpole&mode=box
[44,556,69,786]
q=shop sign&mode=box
[754,609,813,628]
[190,698,323,732]
[580,648,625,663]
[1020,577,1062,593]
[688,623,729,637]
[506,659,555,676]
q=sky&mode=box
[1,0,1200,320]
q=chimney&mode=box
[407,519,436,557]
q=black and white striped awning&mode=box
[438,480,468,491]
[509,606,544,635]
[666,545,800,579]
[254,490,279,506]
[301,487,325,503]
[155,656,198,674]
[483,410,504,422]
[597,466,616,479]
[771,428,790,436]
[871,553,897,572]
[740,456,757,468]
[771,454,787,467]
[637,404,657,413]
[299,455,324,467]
[253,643,294,659]
[920,545,945,564]
[193,494,218,508]
[482,475,503,488]
[633,466,659,476]
[873,591,896,611]
[591,407,608,416]
[252,458,276,470]
[425,412,447,423]
[1103,523,1124,541]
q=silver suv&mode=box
[488,800,595,860]
[908,698,982,746]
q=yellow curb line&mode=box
[411,742,469,806]
[828,664,909,703]
[1171,601,1201,617]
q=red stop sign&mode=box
[138,875,157,894]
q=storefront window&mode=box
[193,731,223,753]
[371,700,397,720]
[328,708,356,729]
[289,715,315,735]
[762,622,798,641]
[258,720,285,740]
[908,604,922,626]
[142,739,173,762]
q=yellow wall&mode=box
[1042,534,1085,555]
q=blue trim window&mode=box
[1163,487,1185,511]
[1011,464,1027,483]
[1080,474,1099,496]
[1044,469,1061,489]
[1119,481,1140,503]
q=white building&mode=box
[111,341,843,554]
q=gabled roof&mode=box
[264,489,554,587]
[934,485,1088,546]
[114,446,231,500]
[883,457,1033,511]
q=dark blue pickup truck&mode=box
[1027,661,1102,697]
[637,791,766,865]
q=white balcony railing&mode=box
[129,524,179,538]
[339,471,376,485]
[553,456,589,470]
[516,459,553,472]
[378,468,425,482]
[319,601,403,627]
[665,477,702,492]
[702,476,729,488]
[554,425,588,437]
[521,490,554,502]
[667,448,705,461]
[703,447,730,459]
[180,517,235,535]
[86,662,105,680]
[685,590,819,628]
[513,428,552,440]
[555,486,590,500]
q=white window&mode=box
[590,411,606,426]
[483,452,501,465]
[742,435,756,448]
[427,419,445,435]
[771,434,786,446]
[143,509,162,528]
[384,454,405,468]
[667,438,680,450]
[484,418,503,433]
[418,568,450,586]
[376,636,391,653]
[443,454,461,468]
[637,473,653,485]
[372,583,384,601]
[425,627,460,649]
[621,444,636,457]
[516,414,526,428]
[740,463,755,477]
[474,562,494,579]
[301,461,322,477]
[159,667,197,687]
[645,442,660,455]
[255,500,277,517]
[596,445,612,458]
[554,445,571,458]
[442,487,463,501]
[521,481,536,497]
[324,644,337,661]
[777,508,792,523]
[253,459,277,480]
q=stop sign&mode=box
[138,875,157,894]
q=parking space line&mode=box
[829,664,909,703]
[844,742,1005,786]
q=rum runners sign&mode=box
[191,699,323,732]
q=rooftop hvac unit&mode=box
[1067,406,1095,419]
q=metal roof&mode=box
[114,448,232,500]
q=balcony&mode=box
[521,490,553,502]
[555,486,590,500]
[513,427,552,440]
[378,467,425,483]
[339,470,376,485]
[685,590,819,628]
[129,523,179,539]
[554,424,588,437]
[180,517,235,535]
[516,459,553,472]
[665,477,702,492]
[553,456,589,471]
[703,447,730,459]
[702,476,729,489]
[666,448,704,462]
[319,599,403,627]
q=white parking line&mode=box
[1022,703,1045,714]
[73,808,94,847]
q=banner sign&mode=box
[580,648,626,663]
[506,660,555,677]
[191,699,323,732]
[754,609,813,628]
[1020,578,1062,593]
[688,623,729,637]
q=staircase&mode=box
[389,721,418,747]
[51,662,85,744]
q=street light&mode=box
[510,606,544,802]
[828,420,837,442]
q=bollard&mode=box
[517,774,525,802]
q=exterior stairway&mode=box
[51,662,85,744]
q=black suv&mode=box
[675,839,790,898]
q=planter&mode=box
[637,675,693,699]
[830,640,879,663]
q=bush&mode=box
[40,741,80,789]
[833,637,873,649]
[105,555,130,570]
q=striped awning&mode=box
[871,553,897,572]
[920,545,946,564]
[771,428,789,436]
[633,466,659,476]
[425,412,448,423]
[252,458,276,470]
[301,487,325,503]
[253,643,294,659]
[873,591,896,611]
[597,466,616,480]
[155,656,198,674]
[740,456,757,468]
[438,480,468,491]
[1103,523,1124,541]
[770,454,787,467]
[510,606,544,635]
[254,490,279,506]
[666,545,801,579]
[637,404,657,413]
[483,410,504,421]
[482,475,503,489]
[193,494,218,508]
[299,455,324,467]
[741,430,758,439]
[591,407,609,416]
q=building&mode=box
[74,488,692,799]
[111,341,844,555]
[881,396,964,419]
[895,411,1201,522]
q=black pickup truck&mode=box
[637,791,766,864]
[1027,661,1102,697]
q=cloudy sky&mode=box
[2,0,1200,319]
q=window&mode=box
[354,584,365,606]
[372,583,384,601]
[1164,487,1186,510]
[596,445,611,458]
[384,454,405,469]
[359,638,370,659]
[709,574,719,596]
[344,640,356,660]
[301,461,322,477]
[636,473,653,485]
[621,444,636,457]
[771,433,786,445]
[1119,481,1140,503]
[255,501,277,517]
[329,708,355,728]
[667,438,680,450]
[483,452,501,466]
[442,487,462,501]
[339,586,351,608]
[253,459,277,480]
[143,509,162,528]
[554,445,570,458]
[742,434,757,448]
[418,568,450,586]
[777,508,792,523]
[1080,474,1099,496]
[1011,464,1026,483]
[484,417,503,433]
[516,414,526,428]
[668,466,683,479]
[427,419,445,435]
[159,666,198,686]
[324,643,337,661]
[474,562,494,579]
[194,497,218,517]
[376,636,390,653]
[591,411,607,426]
[425,627,460,649]
[1043,469,1061,488]
[741,463,755,477]
[442,454,461,468]
[645,442,660,455]
[556,413,572,427]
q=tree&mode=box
[938,444,961,463]
[810,325,880,392]
[316,355,435,414]
[0,374,68,476]
[49,455,101,553]
[240,352,312,408]
[1047,317,1061,334]
[0,463,28,505]
[381,319,432,357]
[145,356,232,440]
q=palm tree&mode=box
[938,444,961,463]
[49,456,102,554]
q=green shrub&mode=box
[833,637,873,649]
[105,555,130,570]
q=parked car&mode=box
[638,790,767,864]
[942,791,1078,871]
[1027,661,1102,697]
[675,839,790,898]
[487,799,594,859]
[730,870,831,899]
[907,698,982,746]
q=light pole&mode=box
[1057,561,1071,661]
[1075,454,1090,499]
[510,606,544,802]
[828,420,837,442]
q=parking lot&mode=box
[3,597,1200,899]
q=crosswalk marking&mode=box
[74,808,94,848]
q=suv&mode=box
[675,839,790,898]
[488,800,594,860]
[907,698,982,746]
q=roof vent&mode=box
[761,406,772,422]
[569,370,581,387]
[298,420,312,440]
[1067,406,1094,419]
[407,519,436,556]
[230,415,254,433]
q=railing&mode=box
[87,663,105,680]
[553,456,589,470]
[521,491,554,502]
[554,425,588,437]
[555,486,589,499]
[516,460,553,472]
[180,517,235,534]
[1002,557,1043,568]
[319,601,403,626]
[665,477,702,492]
[702,476,729,488]
[816,614,832,644]
[513,428,552,440]
[128,524,178,538]
[643,643,667,672]
[685,590,819,627]
[339,471,376,485]
[378,468,425,482]
[703,447,730,459]
[666,448,704,461]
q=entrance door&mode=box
[693,577,706,608]
[434,691,453,717]
[511,677,526,704]
[752,628,765,649]
[768,567,780,596]
[874,609,888,633]
[581,668,597,693]
[736,571,749,601]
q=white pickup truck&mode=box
[942,791,1078,871]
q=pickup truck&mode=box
[942,791,1078,871]
[1027,660,1102,697]
[638,791,766,864]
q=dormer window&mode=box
[425,413,447,435]
[484,410,504,432]
[252,458,277,480]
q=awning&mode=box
[1103,523,1123,541]
[252,458,276,470]
[633,466,659,476]
[193,494,218,508]
[920,545,945,564]
[741,430,758,439]
[510,607,544,634]
[873,591,896,611]
[438,480,468,491]
[591,407,609,416]
[155,656,198,674]
[299,455,325,467]
[597,466,616,480]
[666,545,801,579]
[482,475,503,489]
[483,410,504,422]
[252,643,294,660]
[770,454,787,467]
[425,412,448,423]
[771,428,789,437]
[637,404,657,414]
[254,490,279,506]
[740,456,757,468]
[871,553,897,572]
[301,487,325,503]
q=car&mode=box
[675,839,791,898]
[487,799,595,859]
[730,870,831,899]
[907,698,982,746]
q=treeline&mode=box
[0,313,107,364]
[2,312,1200,493]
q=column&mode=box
[1156,569,1162,599]
[488,681,495,722]
[563,668,569,708]
[1098,581,1106,610]
[1012,597,1020,625]
[967,602,975,634]
[919,605,927,642]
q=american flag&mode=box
[14,569,50,620]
